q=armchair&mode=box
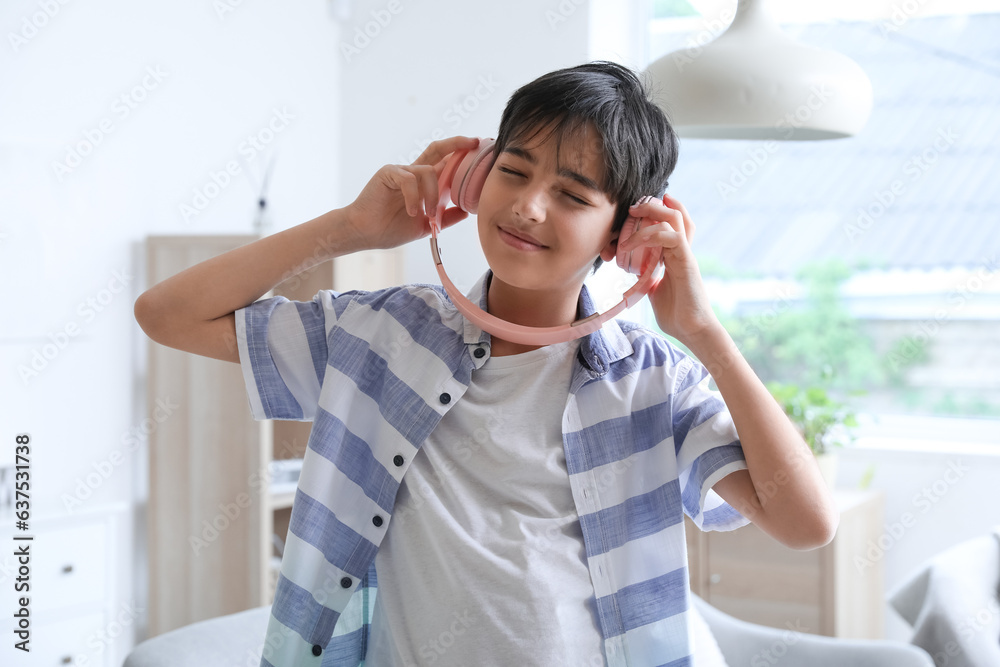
[123,596,934,666]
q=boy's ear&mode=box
[599,234,619,263]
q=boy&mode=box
[135,61,837,666]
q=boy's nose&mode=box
[511,187,546,223]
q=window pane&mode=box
[588,1,1000,444]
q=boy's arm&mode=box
[619,194,838,550]
[134,135,479,362]
[683,325,837,550]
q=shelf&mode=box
[270,483,297,510]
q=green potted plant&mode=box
[767,382,858,489]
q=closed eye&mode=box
[499,165,590,205]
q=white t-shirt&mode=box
[365,338,606,667]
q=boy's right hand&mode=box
[344,135,481,251]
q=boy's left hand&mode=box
[617,194,720,346]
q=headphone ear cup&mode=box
[451,138,496,214]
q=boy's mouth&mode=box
[497,224,547,251]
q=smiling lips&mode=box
[498,225,547,251]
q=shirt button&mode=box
[372,515,383,527]
[474,347,486,358]
[439,392,451,404]
[393,454,405,467]
[312,645,323,656]
[340,576,352,589]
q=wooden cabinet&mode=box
[144,235,333,637]
[687,489,885,639]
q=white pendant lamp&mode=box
[645,0,873,140]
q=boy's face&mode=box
[476,123,619,295]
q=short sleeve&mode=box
[235,290,339,421]
[673,357,750,532]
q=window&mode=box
[587,0,1000,446]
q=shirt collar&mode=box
[460,270,633,376]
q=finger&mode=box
[406,164,440,218]
[387,166,423,218]
[628,197,688,243]
[620,222,685,252]
[439,206,469,230]
[628,196,678,221]
[638,229,686,257]
[661,193,695,244]
[412,135,480,168]
[662,208,686,239]
[626,207,684,243]
[627,196,659,218]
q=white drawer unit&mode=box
[11,611,108,667]
[1,506,128,667]
[32,522,108,614]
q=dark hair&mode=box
[495,61,679,270]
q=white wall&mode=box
[337,0,645,293]
[2,0,341,509]
[1,0,341,657]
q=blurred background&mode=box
[1,0,998,664]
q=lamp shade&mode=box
[645,0,873,140]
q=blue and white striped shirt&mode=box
[235,271,749,667]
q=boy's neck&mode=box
[485,272,584,357]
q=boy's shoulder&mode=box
[615,318,689,361]
[323,282,452,312]
[615,317,654,338]
[601,317,704,386]
[321,281,468,335]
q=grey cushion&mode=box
[694,595,934,667]
[123,606,270,667]
[889,530,1000,667]
[125,598,933,666]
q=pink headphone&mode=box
[429,137,663,346]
